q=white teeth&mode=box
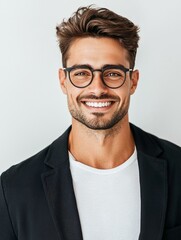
[85,102,112,108]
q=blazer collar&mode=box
[44,126,72,169]
[130,123,163,157]
[42,123,168,240]
[44,124,163,168]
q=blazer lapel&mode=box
[138,151,167,240]
[41,127,83,240]
[131,124,168,240]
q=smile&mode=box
[84,101,112,108]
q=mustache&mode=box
[78,94,119,101]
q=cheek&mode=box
[66,94,76,112]
[66,90,80,107]
[123,81,133,96]
[115,86,130,100]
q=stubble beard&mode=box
[68,98,130,130]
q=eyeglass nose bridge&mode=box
[92,69,103,73]
[90,68,105,85]
[89,68,107,87]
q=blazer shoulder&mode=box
[1,126,71,186]
[156,137,181,171]
[143,129,181,151]
[1,145,50,183]
[151,133,181,157]
[131,123,181,161]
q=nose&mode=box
[88,71,108,96]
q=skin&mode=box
[59,37,139,169]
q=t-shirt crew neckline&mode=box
[68,148,137,175]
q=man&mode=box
[0,5,181,240]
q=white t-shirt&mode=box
[69,149,141,240]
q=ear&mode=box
[59,68,67,94]
[130,69,139,95]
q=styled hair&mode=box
[56,5,140,68]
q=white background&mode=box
[0,0,181,173]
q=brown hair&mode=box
[56,5,140,68]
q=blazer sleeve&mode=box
[0,174,17,239]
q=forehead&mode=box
[66,37,129,68]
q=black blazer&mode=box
[1,124,181,240]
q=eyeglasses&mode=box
[63,64,133,89]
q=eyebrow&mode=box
[68,64,127,69]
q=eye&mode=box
[104,70,124,79]
[73,69,91,77]
[75,72,86,76]
[107,72,121,77]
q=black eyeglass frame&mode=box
[63,64,133,89]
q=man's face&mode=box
[59,37,139,130]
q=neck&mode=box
[69,116,135,169]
